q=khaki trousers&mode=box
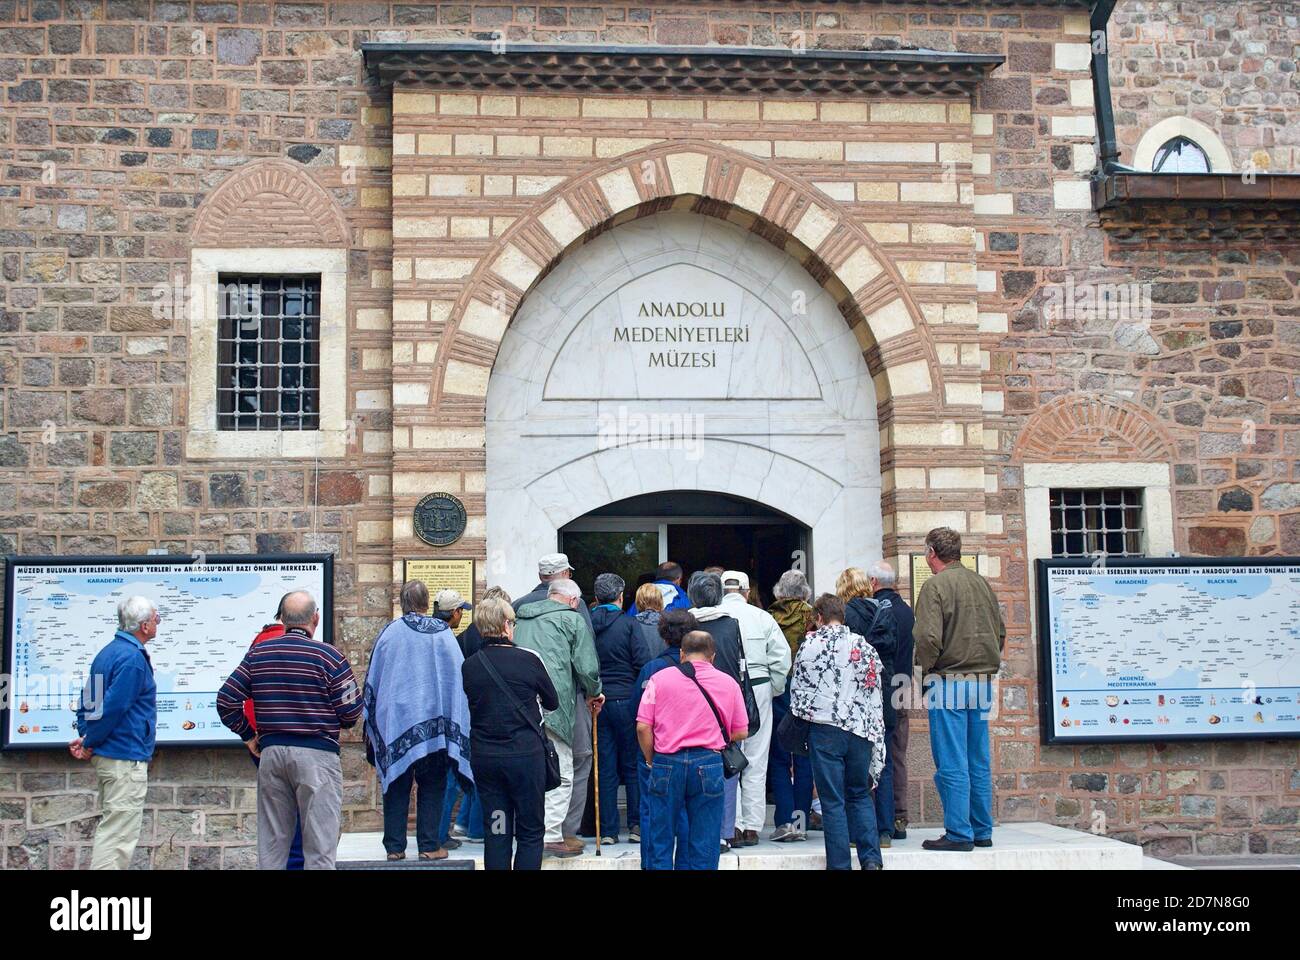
[90,756,148,870]
[257,744,343,870]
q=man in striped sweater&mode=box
[217,591,362,869]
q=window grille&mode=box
[1049,488,1144,558]
[216,275,321,431]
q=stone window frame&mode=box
[1134,117,1232,174]
[186,247,348,460]
[1024,461,1175,636]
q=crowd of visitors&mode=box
[70,526,1005,871]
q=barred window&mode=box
[1050,488,1144,559]
[217,275,321,431]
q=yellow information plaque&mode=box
[403,558,475,635]
[909,554,978,605]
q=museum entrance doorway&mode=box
[559,491,808,609]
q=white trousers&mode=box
[543,730,575,843]
[737,681,775,832]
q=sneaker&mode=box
[562,836,586,853]
[599,836,618,846]
[442,837,462,851]
[893,817,908,840]
[741,829,759,847]
[863,860,884,871]
[544,842,581,859]
[628,827,640,843]
[449,824,470,842]
[879,833,892,848]
[720,840,732,854]
[770,823,801,843]
[921,835,974,852]
[975,837,993,848]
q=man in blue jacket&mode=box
[628,561,692,615]
[70,595,159,870]
[590,573,650,843]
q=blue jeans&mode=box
[808,723,880,870]
[720,768,738,841]
[769,691,813,829]
[926,675,994,844]
[874,725,894,839]
[642,748,725,870]
[439,767,482,843]
[638,761,689,869]
[596,697,640,838]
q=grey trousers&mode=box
[563,689,593,837]
[257,744,343,870]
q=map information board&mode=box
[3,554,333,750]
[1037,557,1300,744]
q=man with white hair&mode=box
[868,560,915,840]
[719,570,791,847]
[70,595,160,869]
[513,552,598,852]
[512,577,604,858]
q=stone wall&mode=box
[0,0,1297,867]
[1109,0,1300,173]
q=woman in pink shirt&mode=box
[635,631,748,870]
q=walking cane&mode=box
[591,699,601,856]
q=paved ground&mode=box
[339,821,1152,870]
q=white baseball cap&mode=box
[538,552,572,576]
[721,570,750,591]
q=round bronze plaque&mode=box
[413,492,467,547]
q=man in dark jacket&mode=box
[70,595,159,870]
[591,573,651,843]
[513,552,597,853]
[841,580,899,846]
[870,560,915,840]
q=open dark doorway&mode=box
[559,491,808,609]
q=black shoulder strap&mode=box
[479,649,547,748]
[678,664,730,745]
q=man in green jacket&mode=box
[914,527,1005,853]
[513,578,604,858]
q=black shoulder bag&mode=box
[480,650,562,792]
[678,662,749,780]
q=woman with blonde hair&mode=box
[835,566,899,848]
[633,581,666,658]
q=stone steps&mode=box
[337,821,1154,870]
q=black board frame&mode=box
[1036,555,1300,745]
[1,553,335,751]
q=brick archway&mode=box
[1012,393,1176,463]
[192,158,349,248]
[428,141,954,416]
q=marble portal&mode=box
[486,211,884,594]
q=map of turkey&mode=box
[1044,563,1300,742]
[6,560,328,748]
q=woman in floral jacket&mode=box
[790,592,886,870]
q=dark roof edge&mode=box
[361,41,1006,69]
[1093,171,1300,211]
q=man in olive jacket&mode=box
[513,578,604,858]
[914,527,1005,853]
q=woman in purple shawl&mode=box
[362,581,473,861]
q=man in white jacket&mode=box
[720,570,792,846]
